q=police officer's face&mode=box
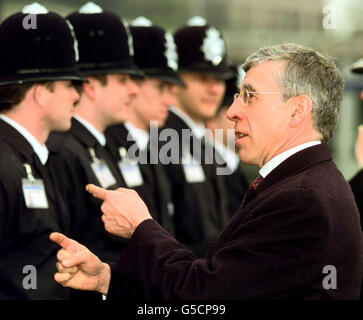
[97,74,138,126]
[130,79,177,129]
[227,61,292,167]
[176,72,226,123]
[44,80,79,132]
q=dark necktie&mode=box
[240,175,264,208]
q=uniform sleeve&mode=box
[107,189,328,300]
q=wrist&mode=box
[130,217,152,237]
[97,263,111,295]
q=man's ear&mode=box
[82,78,97,100]
[289,95,314,128]
[33,84,51,108]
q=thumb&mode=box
[86,184,108,200]
[50,232,74,251]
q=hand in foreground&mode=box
[86,184,152,238]
[355,125,363,168]
[49,232,111,295]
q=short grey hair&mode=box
[242,43,344,142]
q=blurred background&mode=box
[0,0,362,181]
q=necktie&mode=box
[250,175,264,190]
[240,175,264,208]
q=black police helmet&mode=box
[130,17,185,87]
[0,3,86,86]
[66,2,142,77]
[351,58,363,74]
[174,16,234,80]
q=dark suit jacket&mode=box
[105,123,175,236]
[47,118,128,263]
[157,110,230,257]
[107,144,363,300]
[0,119,71,299]
[224,161,249,217]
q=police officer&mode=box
[0,3,86,299]
[105,17,185,235]
[157,16,234,257]
[47,2,140,263]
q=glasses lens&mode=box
[242,88,249,104]
[233,93,240,101]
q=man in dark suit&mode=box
[46,4,140,263]
[51,43,363,299]
[0,4,86,299]
[105,17,185,236]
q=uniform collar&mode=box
[0,114,49,164]
[73,115,106,147]
[124,121,149,151]
[169,106,206,140]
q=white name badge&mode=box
[118,161,144,188]
[91,160,117,189]
[22,178,49,209]
[182,162,206,183]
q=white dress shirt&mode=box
[169,106,206,140]
[73,115,106,147]
[124,121,149,151]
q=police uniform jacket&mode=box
[106,143,363,299]
[105,123,175,236]
[0,119,72,299]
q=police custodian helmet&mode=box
[351,57,363,74]
[174,16,234,80]
[66,2,142,77]
[0,3,86,86]
[129,16,185,87]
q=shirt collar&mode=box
[124,121,149,151]
[0,114,49,165]
[259,140,322,178]
[169,106,206,140]
[73,115,106,147]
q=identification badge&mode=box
[118,147,143,187]
[181,152,205,183]
[89,148,117,189]
[118,162,143,187]
[22,164,49,209]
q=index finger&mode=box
[86,184,108,200]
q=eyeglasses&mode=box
[234,87,281,105]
